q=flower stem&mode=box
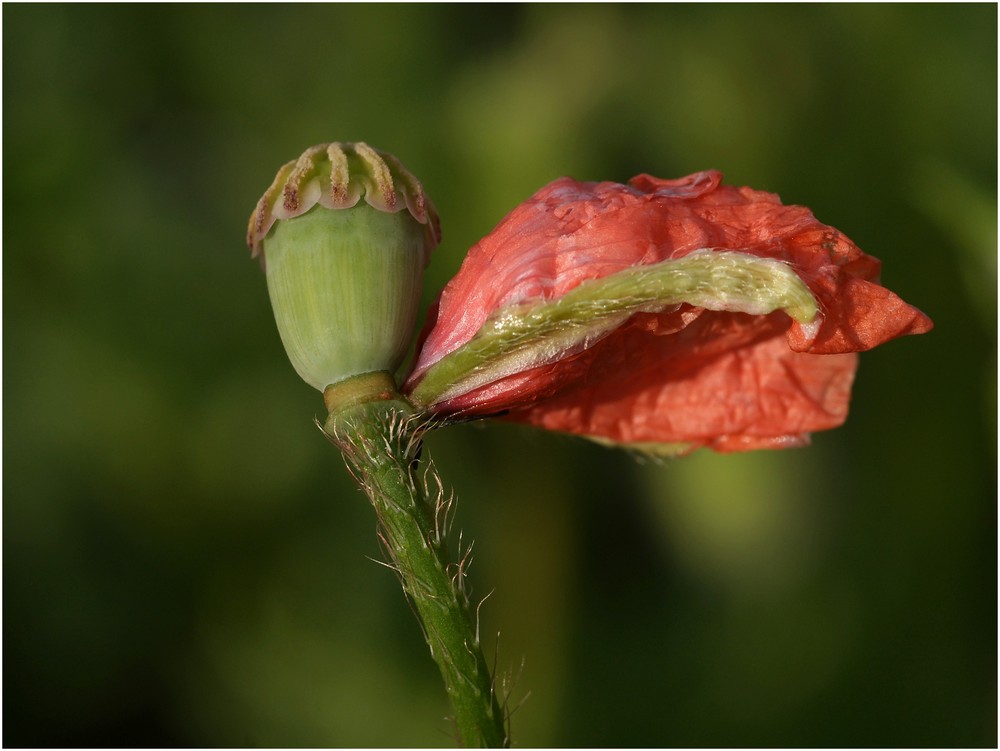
[322,373,508,747]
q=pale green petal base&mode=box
[411,249,818,407]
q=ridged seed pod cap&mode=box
[247,142,441,392]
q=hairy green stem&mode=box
[322,373,508,747]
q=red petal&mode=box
[408,170,730,381]
[500,311,859,452]
[404,171,932,451]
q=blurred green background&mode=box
[3,4,996,747]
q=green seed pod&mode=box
[247,142,440,391]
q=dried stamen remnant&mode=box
[354,141,397,211]
[282,144,326,213]
[327,143,352,205]
[246,141,441,258]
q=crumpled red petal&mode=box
[404,171,933,451]
[501,311,859,453]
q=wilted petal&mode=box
[403,170,932,453]
[408,171,726,378]
[500,311,859,454]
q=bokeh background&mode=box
[3,4,996,747]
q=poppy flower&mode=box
[403,170,933,454]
